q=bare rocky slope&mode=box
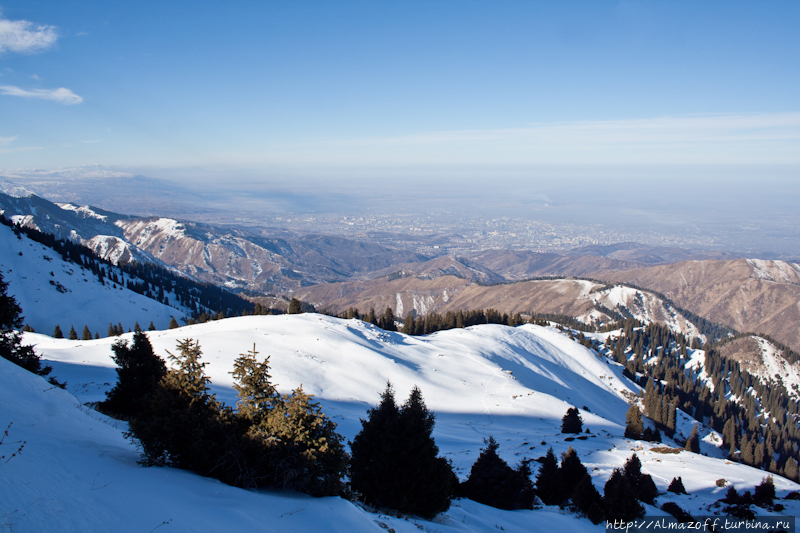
[295,276,701,338]
[592,259,800,352]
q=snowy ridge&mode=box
[746,259,800,285]
[5,316,799,532]
[591,286,702,340]
[56,203,110,222]
[0,222,189,334]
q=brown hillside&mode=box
[593,259,800,352]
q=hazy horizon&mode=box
[1,2,798,256]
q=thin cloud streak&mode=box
[0,135,18,145]
[279,112,800,166]
[0,14,57,54]
[0,85,83,105]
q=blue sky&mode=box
[0,1,799,177]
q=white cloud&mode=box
[0,13,57,54]
[0,145,41,154]
[0,135,17,145]
[0,85,83,105]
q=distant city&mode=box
[207,209,794,258]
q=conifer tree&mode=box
[784,457,799,482]
[561,407,583,434]
[288,298,302,314]
[604,469,644,522]
[127,339,233,476]
[624,404,643,439]
[68,325,78,340]
[100,331,166,418]
[535,447,564,505]
[231,344,278,421]
[572,474,605,524]
[753,476,775,507]
[402,313,415,335]
[380,307,396,331]
[81,325,92,340]
[108,323,115,337]
[169,317,179,329]
[460,436,534,510]
[266,386,347,496]
[560,447,588,499]
[667,477,687,495]
[349,383,456,518]
[148,321,156,331]
[685,424,700,453]
[53,324,63,338]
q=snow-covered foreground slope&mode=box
[0,222,188,335]
[6,315,799,532]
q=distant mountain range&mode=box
[3,188,800,352]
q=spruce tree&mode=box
[349,384,456,518]
[560,447,588,499]
[53,324,63,339]
[753,476,775,507]
[572,474,605,524]
[667,477,687,494]
[231,344,278,421]
[625,404,643,440]
[127,338,233,476]
[288,298,302,314]
[100,331,166,418]
[685,424,700,453]
[784,458,799,482]
[460,436,534,510]
[68,325,78,340]
[148,321,156,331]
[604,469,644,522]
[402,313,415,335]
[266,386,347,496]
[169,316,179,329]
[535,447,564,505]
[81,325,92,340]
[561,407,583,434]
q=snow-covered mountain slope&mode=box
[12,315,798,533]
[0,191,130,241]
[83,234,161,266]
[595,258,800,352]
[0,222,189,335]
[589,286,702,340]
[0,349,592,533]
[715,335,800,401]
[297,277,704,340]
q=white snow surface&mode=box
[5,315,798,532]
[55,203,109,222]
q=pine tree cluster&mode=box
[607,320,800,483]
[117,338,347,496]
